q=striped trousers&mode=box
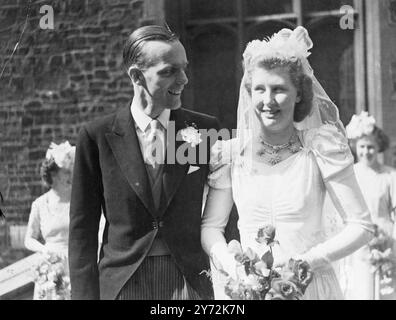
[116,255,201,300]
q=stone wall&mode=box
[0,0,155,223]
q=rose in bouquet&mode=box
[368,225,396,296]
[32,252,71,300]
[217,224,314,300]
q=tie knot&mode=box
[150,119,162,131]
[146,119,162,143]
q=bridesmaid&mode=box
[342,112,396,300]
[25,141,75,300]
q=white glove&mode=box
[210,242,238,279]
[294,246,331,271]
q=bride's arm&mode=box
[201,186,234,271]
[300,166,374,269]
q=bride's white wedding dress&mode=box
[203,124,373,300]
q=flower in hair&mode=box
[243,26,313,69]
[45,141,75,170]
[345,111,376,139]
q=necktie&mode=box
[145,119,165,211]
[145,119,164,169]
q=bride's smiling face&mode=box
[251,66,300,133]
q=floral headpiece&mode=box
[345,111,376,140]
[45,141,75,170]
[243,26,313,70]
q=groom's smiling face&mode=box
[139,40,189,112]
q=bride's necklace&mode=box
[257,131,301,165]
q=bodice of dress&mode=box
[207,124,363,261]
[26,190,70,253]
[232,150,326,258]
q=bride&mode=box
[201,26,374,300]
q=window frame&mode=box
[166,0,367,118]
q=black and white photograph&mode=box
[0,0,396,305]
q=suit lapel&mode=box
[159,108,190,217]
[105,105,156,217]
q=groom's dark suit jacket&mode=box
[69,105,224,300]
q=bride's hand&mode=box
[210,241,240,279]
[272,246,293,269]
[273,255,291,269]
[211,251,238,279]
[273,253,310,269]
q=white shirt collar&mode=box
[130,100,170,132]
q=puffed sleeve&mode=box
[207,139,236,189]
[25,199,42,240]
[296,125,374,270]
[301,124,353,181]
[302,124,374,232]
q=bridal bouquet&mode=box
[32,252,71,300]
[217,225,314,300]
[368,225,396,296]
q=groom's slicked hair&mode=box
[123,25,179,70]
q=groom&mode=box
[68,25,221,300]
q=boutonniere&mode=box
[180,122,202,148]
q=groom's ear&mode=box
[128,67,145,86]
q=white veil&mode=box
[233,26,347,248]
[235,26,347,171]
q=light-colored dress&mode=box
[25,190,70,300]
[204,124,372,300]
[341,163,396,300]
